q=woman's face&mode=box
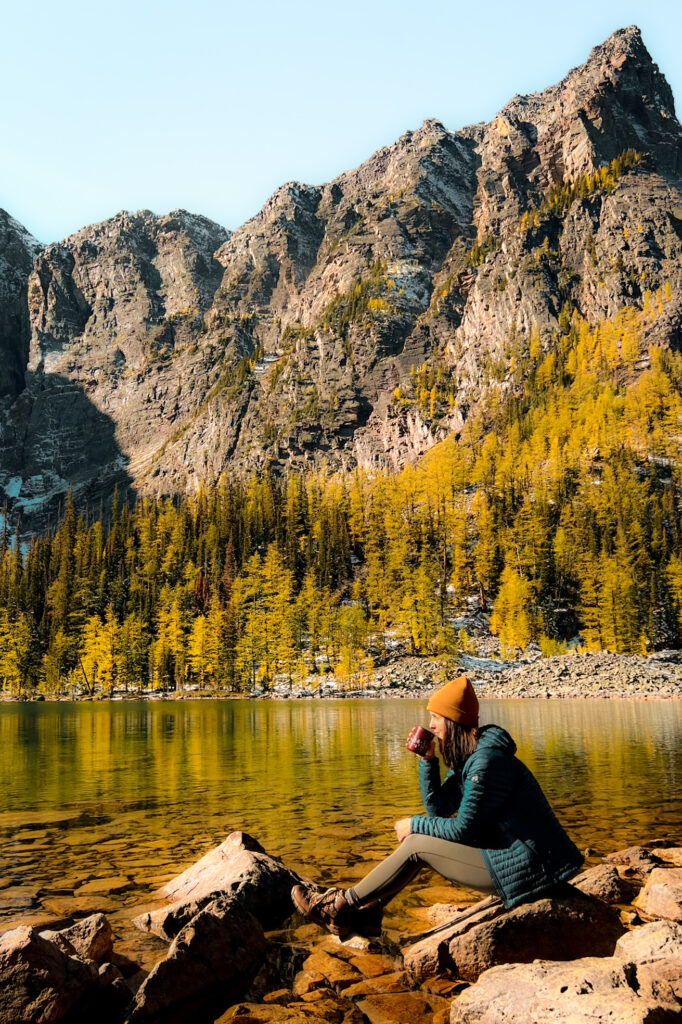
[428,711,447,742]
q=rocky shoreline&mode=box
[2,650,680,704]
[2,831,681,1024]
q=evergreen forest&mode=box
[2,294,682,695]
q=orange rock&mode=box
[263,989,295,1004]
[347,952,395,978]
[342,971,410,997]
[301,951,362,990]
[635,867,682,922]
[420,976,468,997]
[293,969,327,996]
[355,991,448,1024]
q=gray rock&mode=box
[0,924,98,1024]
[0,210,42,401]
[404,887,624,982]
[450,956,682,1023]
[133,830,301,939]
[126,896,267,1024]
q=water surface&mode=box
[1,698,680,959]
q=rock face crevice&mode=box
[2,26,682,529]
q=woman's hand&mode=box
[394,817,412,843]
[420,736,437,760]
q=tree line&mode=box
[1,294,682,695]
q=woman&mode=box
[292,675,583,938]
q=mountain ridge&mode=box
[2,24,682,532]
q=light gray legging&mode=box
[346,833,495,907]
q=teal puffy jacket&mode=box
[410,724,583,909]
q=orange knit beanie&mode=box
[427,675,479,726]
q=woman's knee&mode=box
[401,833,424,859]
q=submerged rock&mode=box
[218,989,364,1023]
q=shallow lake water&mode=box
[1,697,681,964]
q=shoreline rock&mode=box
[1,650,681,704]
[3,837,682,1024]
[133,832,303,939]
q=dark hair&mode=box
[440,719,479,772]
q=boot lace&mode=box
[307,887,341,913]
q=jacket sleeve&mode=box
[418,758,462,817]
[411,752,515,844]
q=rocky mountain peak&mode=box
[471,26,681,241]
[27,208,229,375]
[3,27,682,532]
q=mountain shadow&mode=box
[1,370,135,536]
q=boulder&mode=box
[0,925,97,1024]
[450,956,682,1023]
[133,831,301,939]
[604,845,663,878]
[615,920,682,963]
[635,867,682,922]
[572,863,637,904]
[404,888,624,982]
[40,912,113,962]
[657,847,682,867]
[126,896,267,1024]
[98,961,124,986]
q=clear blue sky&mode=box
[3,0,680,244]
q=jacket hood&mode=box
[477,724,517,757]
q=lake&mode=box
[1,698,681,963]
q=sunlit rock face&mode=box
[2,26,682,530]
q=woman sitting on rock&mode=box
[292,676,583,938]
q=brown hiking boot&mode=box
[291,884,383,939]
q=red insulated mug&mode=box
[406,726,435,757]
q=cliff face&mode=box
[2,26,682,529]
[0,211,42,399]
